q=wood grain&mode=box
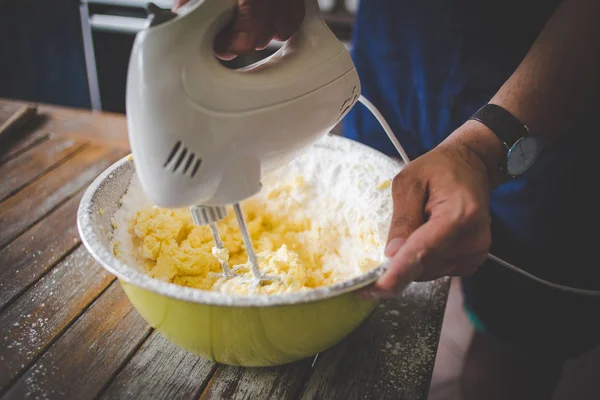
[0,103,37,142]
[37,105,129,149]
[0,130,49,165]
[0,101,25,124]
[0,98,129,150]
[0,145,126,249]
[0,246,115,393]
[298,279,451,400]
[0,101,43,164]
[0,135,84,202]
[0,191,85,312]
[100,331,216,400]
[3,282,152,400]
[200,360,314,400]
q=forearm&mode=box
[492,0,600,141]
[447,0,600,186]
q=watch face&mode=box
[505,136,541,176]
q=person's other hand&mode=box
[361,122,506,299]
[174,0,305,60]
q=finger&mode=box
[227,0,274,54]
[412,225,490,280]
[248,0,276,50]
[385,171,427,258]
[214,18,238,60]
[172,0,189,10]
[273,0,305,41]
[377,215,456,294]
[359,251,487,300]
[214,0,274,58]
[375,207,489,293]
[254,19,276,50]
[215,0,303,59]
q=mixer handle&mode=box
[198,0,323,53]
[170,0,352,111]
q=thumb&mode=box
[357,176,427,300]
[385,175,427,258]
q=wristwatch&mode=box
[469,103,542,178]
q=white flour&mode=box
[111,135,401,287]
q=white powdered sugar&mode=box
[112,134,402,288]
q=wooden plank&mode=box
[0,145,126,249]
[0,246,115,393]
[0,191,85,312]
[200,360,314,400]
[0,103,37,140]
[37,106,129,150]
[0,135,85,202]
[298,279,451,400]
[3,282,152,400]
[100,331,216,400]
[0,101,45,165]
[0,130,49,166]
[0,101,24,124]
[0,99,129,150]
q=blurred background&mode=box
[0,0,358,114]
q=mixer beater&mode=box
[190,204,277,287]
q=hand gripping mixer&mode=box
[126,0,360,287]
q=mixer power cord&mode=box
[357,95,600,297]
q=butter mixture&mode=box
[112,136,400,295]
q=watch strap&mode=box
[469,103,529,148]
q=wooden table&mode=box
[0,99,450,400]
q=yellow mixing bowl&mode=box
[77,135,400,366]
[120,282,375,366]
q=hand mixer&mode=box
[128,1,600,296]
[126,0,360,286]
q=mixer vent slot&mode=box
[164,141,181,167]
[164,140,202,178]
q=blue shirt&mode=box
[343,0,599,288]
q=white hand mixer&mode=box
[126,0,360,286]
[127,1,600,296]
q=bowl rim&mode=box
[77,135,401,307]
